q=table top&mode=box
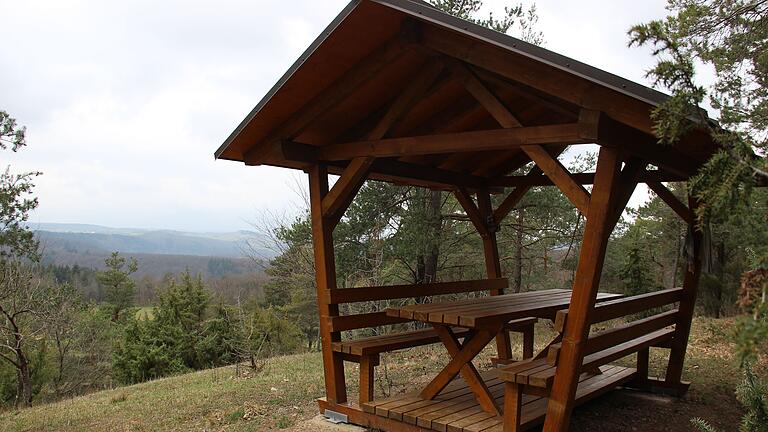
[385,289,621,329]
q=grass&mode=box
[0,317,747,432]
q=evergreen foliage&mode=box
[97,252,138,321]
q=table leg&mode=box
[421,324,502,416]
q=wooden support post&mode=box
[359,355,376,404]
[634,347,650,390]
[543,146,622,432]
[664,199,702,394]
[522,323,535,360]
[503,382,523,432]
[477,190,513,361]
[308,164,347,404]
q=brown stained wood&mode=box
[647,181,694,224]
[359,355,375,404]
[421,26,657,136]
[328,311,410,332]
[665,200,703,390]
[244,35,414,165]
[454,188,489,237]
[490,168,681,188]
[356,365,636,432]
[492,165,542,223]
[365,61,446,141]
[544,146,622,431]
[421,326,501,406]
[432,326,501,416]
[604,158,648,232]
[332,327,473,356]
[322,156,375,228]
[320,122,596,161]
[308,164,347,404]
[503,382,523,432]
[522,144,591,215]
[554,288,684,333]
[596,112,703,177]
[320,61,446,228]
[453,63,522,128]
[493,186,530,225]
[477,190,513,361]
[547,309,679,365]
[326,278,508,304]
[385,290,620,328]
[470,66,580,121]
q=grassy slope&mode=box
[0,317,745,432]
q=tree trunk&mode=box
[512,208,524,293]
[16,349,32,408]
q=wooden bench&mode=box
[499,288,684,431]
[325,278,537,403]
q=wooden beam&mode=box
[325,277,508,304]
[321,122,596,161]
[490,168,682,187]
[522,144,591,214]
[492,166,541,223]
[322,157,374,228]
[365,60,445,140]
[453,63,522,128]
[320,61,446,228]
[597,113,702,178]
[308,164,347,404]
[647,181,694,224]
[244,34,414,165]
[664,198,703,393]
[477,190,513,361]
[454,188,489,237]
[422,26,656,135]
[544,146,622,431]
[605,158,648,231]
[471,66,580,120]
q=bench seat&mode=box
[499,327,675,389]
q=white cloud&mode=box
[2,0,676,231]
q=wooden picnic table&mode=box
[384,289,621,416]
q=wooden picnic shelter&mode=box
[215,1,719,430]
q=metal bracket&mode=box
[324,409,349,424]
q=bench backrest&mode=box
[324,278,509,334]
[547,288,683,366]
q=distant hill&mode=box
[32,223,277,278]
[34,223,276,259]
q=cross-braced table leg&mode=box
[420,323,504,415]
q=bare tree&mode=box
[0,260,67,407]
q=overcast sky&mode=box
[1,0,671,232]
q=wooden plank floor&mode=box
[362,365,637,432]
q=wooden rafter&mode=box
[320,61,447,227]
[492,166,541,223]
[605,158,648,230]
[452,63,522,128]
[522,145,591,214]
[647,181,694,224]
[322,157,375,227]
[244,34,415,166]
[454,188,489,237]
